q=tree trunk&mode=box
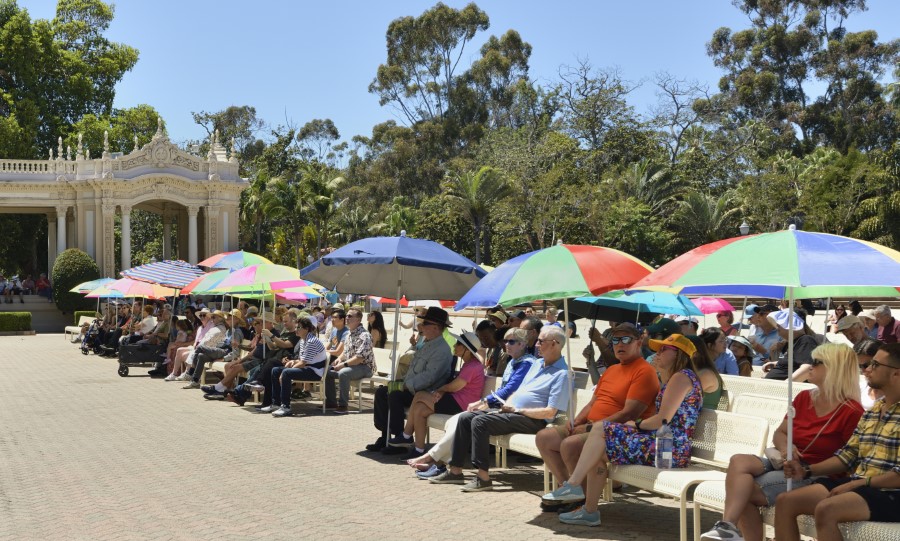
[483,223,493,266]
[473,224,482,264]
[255,217,262,253]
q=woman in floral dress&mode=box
[542,333,704,526]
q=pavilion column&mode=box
[101,203,116,276]
[55,205,68,255]
[162,214,172,260]
[48,213,58,273]
[120,204,132,270]
[187,205,199,264]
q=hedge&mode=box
[52,249,101,314]
[74,311,101,325]
[0,312,32,332]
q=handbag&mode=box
[764,401,845,469]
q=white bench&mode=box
[720,374,814,410]
[65,315,97,342]
[608,410,769,541]
[693,481,900,541]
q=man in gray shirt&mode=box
[366,307,453,454]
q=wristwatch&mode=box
[802,463,812,480]
[635,418,643,429]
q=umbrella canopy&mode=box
[568,290,703,324]
[691,296,735,314]
[121,260,206,288]
[198,250,273,271]
[301,233,486,300]
[108,277,177,299]
[181,269,231,295]
[454,243,653,310]
[85,285,125,298]
[70,277,115,294]
[212,264,303,294]
[631,226,900,298]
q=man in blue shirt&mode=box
[746,303,779,365]
[431,325,570,492]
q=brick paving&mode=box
[0,335,715,541]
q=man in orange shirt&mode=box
[536,322,660,506]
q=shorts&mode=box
[242,357,263,372]
[814,477,900,523]
[754,456,816,505]
[434,393,463,415]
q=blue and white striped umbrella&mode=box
[121,260,207,288]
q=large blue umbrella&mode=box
[569,290,704,324]
[301,232,486,427]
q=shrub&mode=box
[0,312,32,332]
[74,310,101,325]
[52,249,101,314]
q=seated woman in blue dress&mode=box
[542,333,704,526]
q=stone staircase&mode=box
[0,294,70,333]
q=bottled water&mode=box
[655,418,673,469]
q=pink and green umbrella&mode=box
[211,264,303,295]
[180,269,231,295]
[108,277,177,299]
[455,243,654,309]
[198,250,273,271]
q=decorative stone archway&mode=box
[0,121,247,276]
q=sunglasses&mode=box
[810,358,825,367]
[504,339,520,345]
[535,338,557,345]
[868,359,900,370]
[610,336,636,345]
[421,321,438,327]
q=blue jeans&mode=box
[270,366,320,407]
[324,364,372,406]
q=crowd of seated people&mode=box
[68,297,899,537]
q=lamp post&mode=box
[739,221,750,236]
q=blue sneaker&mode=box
[542,481,585,503]
[559,506,601,527]
[416,465,447,480]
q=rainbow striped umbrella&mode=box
[455,243,654,310]
[181,270,231,295]
[631,226,900,298]
[108,278,177,299]
[211,264,303,294]
[70,277,115,294]
[198,250,273,271]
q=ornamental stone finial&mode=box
[214,129,220,146]
[134,135,139,152]
[75,133,83,161]
[49,148,53,160]
[58,137,63,160]
[155,117,163,138]
[103,131,110,152]
[66,145,71,161]
[86,149,90,160]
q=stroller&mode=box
[80,318,105,355]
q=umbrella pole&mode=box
[786,287,795,491]
[738,296,748,336]
[587,317,600,384]
[386,268,403,441]
[564,298,575,423]
[823,297,831,336]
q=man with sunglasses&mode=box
[431,326,570,492]
[366,307,453,454]
[537,322,659,508]
[777,343,900,539]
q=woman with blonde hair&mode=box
[701,343,864,541]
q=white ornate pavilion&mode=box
[0,121,247,277]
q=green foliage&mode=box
[64,104,160,156]
[442,166,511,263]
[0,312,31,332]
[52,248,100,314]
[73,310,99,324]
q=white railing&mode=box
[0,160,53,174]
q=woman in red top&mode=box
[701,343,864,541]
[717,311,739,337]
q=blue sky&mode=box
[20,1,900,147]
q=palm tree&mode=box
[442,166,512,264]
[371,196,417,237]
[673,190,741,246]
[614,160,682,219]
[240,173,269,252]
[262,175,307,269]
[334,205,372,244]
[301,162,345,260]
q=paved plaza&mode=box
[0,334,714,541]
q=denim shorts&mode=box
[754,456,816,505]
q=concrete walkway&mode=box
[0,334,713,541]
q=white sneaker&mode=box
[176,372,192,381]
[258,405,278,413]
[272,406,293,417]
[701,521,744,541]
[164,374,177,382]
